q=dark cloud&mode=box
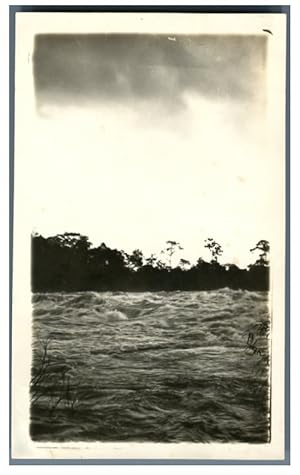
[33,34,266,107]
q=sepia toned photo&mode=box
[11,10,287,461]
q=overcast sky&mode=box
[31,33,272,267]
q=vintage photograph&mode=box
[11,11,287,460]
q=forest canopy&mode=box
[31,233,270,292]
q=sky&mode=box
[30,33,273,268]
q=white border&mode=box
[12,10,286,462]
[1,1,298,473]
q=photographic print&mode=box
[11,10,287,461]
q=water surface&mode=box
[31,289,271,443]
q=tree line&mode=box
[31,233,270,292]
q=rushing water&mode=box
[30,289,271,443]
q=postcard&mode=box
[11,10,287,462]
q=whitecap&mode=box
[104,310,128,321]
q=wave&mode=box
[31,289,271,443]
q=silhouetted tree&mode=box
[250,240,270,266]
[195,257,207,268]
[179,258,191,270]
[247,240,270,290]
[145,254,166,270]
[31,232,92,291]
[204,238,223,263]
[48,232,91,252]
[146,254,157,267]
[127,249,144,270]
[161,240,183,268]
